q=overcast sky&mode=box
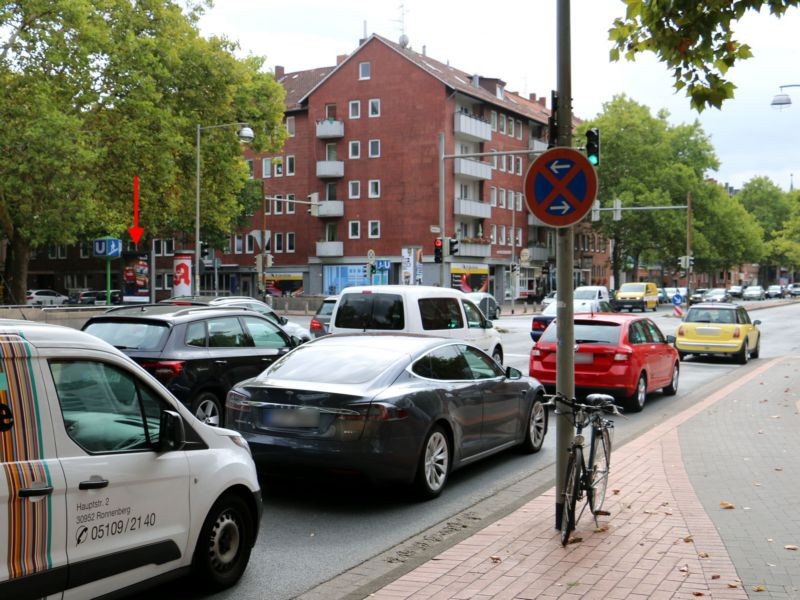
[199,1,800,192]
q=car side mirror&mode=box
[753,319,761,326]
[666,334,676,344]
[279,315,289,325]
[484,319,493,329]
[505,366,522,379]
[158,410,186,451]
[290,335,303,347]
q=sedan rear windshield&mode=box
[84,320,170,351]
[540,321,621,344]
[259,344,405,384]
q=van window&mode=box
[462,301,484,329]
[50,360,166,453]
[334,293,404,330]
[620,283,646,293]
[418,298,464,330]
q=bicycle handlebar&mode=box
[545,392,624,417]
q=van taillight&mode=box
[309,319,323,332]
[140,360,184,381]
[532,321,547,331]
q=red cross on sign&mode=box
[524,147,598,228]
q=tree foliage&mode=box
[609,1,800,111]
[0,0,286,302]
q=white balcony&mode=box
[453,112,492,142]
[458,242,492,258]
[528,212,550,227]
[529,138,549,153]
[316,160,344,178]
[454,198,492,219]
[316,241,343,257]
[317,200,344,218]
[453,158,492,181]
[530,245,552,261]
[316,119,344,138]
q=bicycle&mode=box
[548,392,621,546]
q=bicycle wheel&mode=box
[560,449,582,546]
[588,427,611,514]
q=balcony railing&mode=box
[316,119,345,138]
[458,242,492,257]
[315,241,343,256]
[530,245,552,261]
[453,111,492,142]
[316,200,344,218]
[316,160,344,178]
[454,198,492,219]
[529,138,548,153]
[453,158,492,181]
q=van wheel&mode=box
[492,346,503,366]
[193,391,222,427]
[192,493,254,591]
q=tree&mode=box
[609,1,800,111]
[0,1,286,303]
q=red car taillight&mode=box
[532,321,547,331]
[140,360,184,382]
[677,325,685,336]
[732,326,741,338]
[309,318,324,332]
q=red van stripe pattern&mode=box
[0,334,53,579]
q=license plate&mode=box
[263,408,320,428]
[575,353,593,364]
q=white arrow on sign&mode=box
[549,200,571,214]
[549,160,571,175]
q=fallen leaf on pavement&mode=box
[692,593,705,597]
[711,574,720,580]
[612,489,620,495]
[775,467,784,471]
[757,429,764,434]
[753,584,766,592]
[594,525,609,533]
[683,534,694,543]
[698,552,709,558]
[720,501,736,509]
[727,582,739,588]
[568,537,583,544]
[679,564,690,573]
[490,555,502,563]
[785,544,799,551]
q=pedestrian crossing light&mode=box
[449,238,459,255]
[586,128,600,166]
[434,238,443,263]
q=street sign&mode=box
[672,293,683,306]
[523,147,598,228]
[367,249,376,264]
[93,237,122,259]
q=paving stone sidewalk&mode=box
[366,358,789,600]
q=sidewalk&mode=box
[361,356,800,600]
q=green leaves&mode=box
[609,1,800,111]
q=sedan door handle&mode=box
[214,360,228,365]
[19,485,54,498]
[79,478,109,490]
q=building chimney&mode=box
[275,66,285,80]
[529,93,537,102]
[336,54,347,65]
[538,97,547,107]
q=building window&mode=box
[234,234,243,254]
[349,140,361,159]
[490,111,497,131]
[490,186,497,207]
[79,243,89,258]
[368,220,380,238]
[326,182,337,200]
[499,115,506,134]
[359,61,371,80]
[287,232,295,252]
[274,159,283,177]
[286,155,295,176]
[508,117,514,137]
[517,228,523,246]
[516,156,523,175]
[274,232,284,253]
[349,100,361,119]
[264,194,271,215]
[286,193,295,214]
[153,239,164,256]
[325,104,337,119]
[499,188,506,208]
[500,226,506,245]
[274,194,283,215]
[286,116,295,137]
[516,192,523,211]
[165,273,174,289]
[368,139,380,158]
[163,239,175,256]
[246,234,255,253]
[490,149,497,169]
[490,224,497,244]
[499,154,505,172]
[496,84,504,99]
[349,221,360,239]
[326,143,337,160]
[224,237,232,254]
[506,155,514,172]
[262,157,271,178]
[516,120,523,140]
[368,179,381,198]
[349,180,360,199]
[369,98,380,117]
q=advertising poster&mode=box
[450,263,489,293]
[264,272,304,296]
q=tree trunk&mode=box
[632,253,641,282]
[612,236,622,289]
[3,232,30,305]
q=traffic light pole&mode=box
[554,0,575,533]
[438,133,448,287]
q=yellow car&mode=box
[674,303,761,363]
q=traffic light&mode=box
[687,255,694,269]
[434,238,443,263]
[586,127,600,166]
[200,242,209,258]
[449,238,459,255]
[266,253,274,268]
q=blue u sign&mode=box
[93,238,122,258]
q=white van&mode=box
[329,285,504,364]
[573,285,610,303]
[0,320,261,598]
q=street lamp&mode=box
[195,122,255,295]
[771,84,800,109]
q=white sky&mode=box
[199,0,800,191]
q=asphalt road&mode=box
[146,299,798,600]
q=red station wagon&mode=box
[529,313,680,412]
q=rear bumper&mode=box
[531,364,635,398]
[674,340,741,355]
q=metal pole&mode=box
[686,191,693,292]
[149,238,156,303]
[554,0,575,531]
[439,133,448,287]
[195,124,201,296]
[511,205,516,314]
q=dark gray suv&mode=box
[82,305,297,425]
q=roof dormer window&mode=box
[496,84,504,100]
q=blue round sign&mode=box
[672,294,683,306]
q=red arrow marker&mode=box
[128,175,144,244]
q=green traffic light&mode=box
[588,155,599,166]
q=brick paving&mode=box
[365,358,789,599]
